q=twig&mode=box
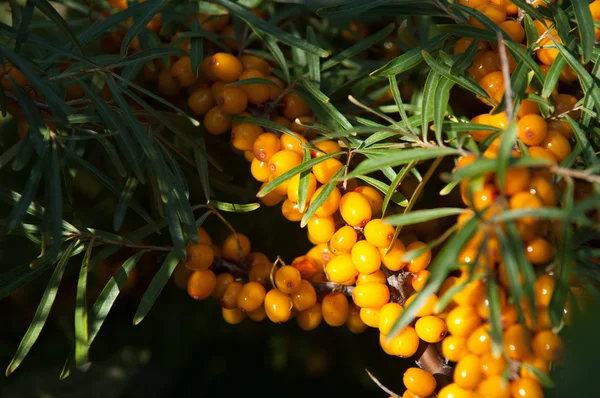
[415,343,453,390]
[3,91,50,111]
[79,233,172,252]
[496,31,514,123]
[365,368,401,397]
[550,166,600,184]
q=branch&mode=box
[550,166,600,184]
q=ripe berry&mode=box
[170,56,197,87]
[467,324,492,355]
[499,20,525,42]
[497,167,531,196]
[477,287,507,319]
[204,106,232,135]
[509,192,543,225]
[222,233,251,263]
[529,175,557,206]
[211,272,234,299]
[468,50,500,83]
[534,273,555,307]
[247,306,267,322]
[354,186,384,217]
[211,81,227,102]
[184,243,215,270]
[351,240,381,274]
[282,92,311,120]
[479,70,505,98]
[287,172,317,205]
[322,292,349,327]
[340,192,372,227]
[520,357,549,382]
[447,306,483,337]
[476,375,510,398]
[554,93,581,120]
[504,324,532,360]
[237,282,267,312]
[268,149,302,178]
[405,241,431,273]
[352,283,390,309]
[364,219,395,248]
[511,378,544,398]
[264,289,293,323]
[291,255,319,279]
[403,367,436,397]
[187,269,217,300]
[221,281,243,309]
[297,302,322,330]
[275,265,302,294]
[312,158,343,184]
[253,132,280,162]
[359,307,381,328]
[441,335,469,362]
[540,129,571,162]
[266,76,284,100]
[385,326,420,357]
[346,305,368,334]
[238,69,271,104]
[291,280,317,311]
[528,146,558,163]
[280,132,309,155]
[307,215,336,244]
[525,238,553,265]
[251,158,270,182]
[157,68,180,96]
[480,352,507,377]
[379,239,407,271]
[438,383,474,398]
[454,37,489,54]
[209,53,243,82]
[454,354,482,390]
[239,54,271,76]
[325,253,358,283]
[218,87,248,114]
[222,308,245,325]
[470,5,507,30]
[231,123,263,151]
[311,186,342,217]
[416,315,448,343]
[356,269,387,285]
[378,303,403,335]
[188,87,214,115]
[282,199,304,221]
[412,270,430,292]
[311,140,342,158]
[532,329,563,361]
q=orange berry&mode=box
[511,378,544,398]
[312,158,343,184]
[211,81,227,102]
[238,69,271,104]
[187,269,217,300]
[346,304,368,334]
[528,146,558,164]
[379,303,404,335]
[251,158,270,182]
[218,87,248,114]
[325,253,358,284]
[529,175,557,206]
[554,93,580,120]
[329,225,358,254]
[307,215,336,244]
[386,326,420,357]
[438,383,474,398]
[247,305,267,322]
[275,265,302,294]
[222,307,245,324]
[525,238,553,265]
[291,279,317,311]
[253,132,280,162]
[534,274,555,308]
[470,5,506,30]
[204,106,232,135]
[221,281,243,309]
[157,68,180,96]
[231,123,263,151]
[311,140,342,159]
[297,302,322,330]
[352,282,390,309]
[184,243,214,270]
[540,129,571,162]
[479,71,505,98]
[282,92,311,120]
[268,149,302,178]
[339,192,372,227]
[209,52,243,82]
[379,239,407,271]
[454,37,489,54]
[281,199,304,222]
[518,114,547,146]
[480,352,507,377]
[520,357,550,382]
[222,233,251,262]
[364,219,395,248]
[280,132,309,156]
[447,306,483,337]
[406,241,431,273]
[211,272,234,299]
[239,54,271,76]
[415,315,447,343]
[322,292,349,327]
[188,87,214,115]
[356,269,387,285]
[468,50,500,81]
[312,186,342,217]
[537,37,559,66]
[359,307,381,328]
[412,270,430,292]
[354,186,383,217]
[504,324,532,360]
[499,20,525,42]
[453,280,485,307]
[467,324,492,355]
[476,375,510,398]
[454,354,482,390]
[442,335,469,362]
[497,167,531,196]
[509,191,544,225]
[404,293,438,317]
[287,172,317,205]
[266,76,284,101]
[237,282,267,312]
[264,289,293,323]
[351,240,381,274]
[170,56,197,87]
[403,367,436,397]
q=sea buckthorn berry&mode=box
[526,238,553,265]
[359,307,381,328]
[322,292,349,327]
[266,76,284,101]
[415,315,447,343]
[339,192,372,227]
[554,93,581,120]
[520,357,549,382]
[212,273,234,299]
[0,63,28,91]
[351,240,381,274]
[211,81,227,102]
[239,54,271,76]
[509,192,543,225]
[311,140,342,159]
[518,114,547,146]
[352,283,390,309]
[209,53,243,82]
[247,305,267,322]
[537,37,559,66]
[346,305,368,334]
[237,282,266,312]
[187,269,217,300]
[238,69,271,104]
[379,303,403,335]
[454,354,482,390]
[231,123,263,151]
[479,71,505,98]
[253,133,280,162]
[477,287,507,319]
[280,132,309,155]
[307,243,335,266]
[534,273,555,308]
[291,280,317,311]
[547,117,574,137]
[404,293,438,317]
[470,184,496,213]
[379,240,407,271]
[476,375,510,398]
[357,269,387,285]
[275,265,302,294]
[499,20,525,42]
[222,233,251,263]
[282,92,311,120]
[497,167,531,196]
[204,106,231,135]
[454,37,489,54]
[504,324,532,360]
[244,150,256,162]
[470,5,507,30]
[511,378,544,398]
[287,172,317,205]
[329,226,358,254]
[354,186,383,217]
[297,303,322,330]
[412,270,430,292]
[406,241,431,273]
[364,219,395,248]
[468,114,494,142]
[197,13,230,32]
[312,158,344,184]
[251,158,270,182]
[184,243,215,270]
[271,115,292,130]
[447,306,483,337]
[157,68,180,96]
[282,199,304,221]
[528,146,557,163]
[307,215,335,244]
[170,57,197,87]
[468,50,500,82]
[264,289,293,323]
[591,0,600,19]
[540,129,571,162]
[387,326,420,357]
[467,324,492,354]
[325,253,358,283]
[456,155,478,170]
[220,25,237,50]
[311,186,341,218]
[480,352,507,377]
[291,255,319,280]
[403,367,436,397]
[290,116,314,134]
[438,383,474,398]
[221,281,243,309]
[268,149,302,178]
[222,308,245,325]
[218,87,248,114]
[442,335,469,362]
[530,175,557,206]
[249,262,272,285]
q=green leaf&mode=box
[486,279,504,356]
[371,33,450,76]
[297,149,312,213]
[442,122,501,134]
[113,177,139,231]
[322,24,394,71]
[252,28,290,84]
[542,52,566,99]
[193,134,211,201]
[567,116,598,166]
[386,215,479,340]
[74,242,91,368]
[120,0,168,56]
[0,258,52,300]
[46,140,62,261]
[384,208,467,226]
[433,77,454,145]
[549,203,572,327]
[0,141,23,171]
[572,0,594,64]
[190,18,203,77]
[110,47,185,69]
[31,0,83,53]
[317,0,393,16]
[211,200,260,213]
[346,147,459,178]
[258,151,342,198]
[300,167,346,228]
[15,2,34,53]
[297,88,353,131]
[6,240,78,376]
[388,75,414,135]
[450,157,551,181]
[133,250,184,325]
[214,0,329,57]
[496,227,526,325]
[521,363,555,388]
[382,163,413,216]
[229,77,280,87]
[355,175,407,208]
[306,26,320,86]
[496,122,518,195]
[422,69,440,141]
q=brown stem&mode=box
[415,343,453,392]
[550,165,600,184]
